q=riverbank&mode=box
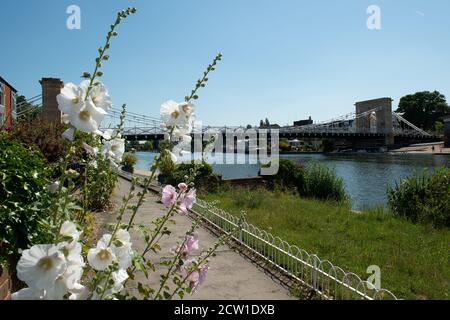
[390,142,450,155]
[202,187,450,300]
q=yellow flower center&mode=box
[79,110,90,121]
[182,104,191,113]
[111,145,118,152]
[171,111,180,119]
[38,257,53,271]
[72,97,80,104]
[98,249,110,261]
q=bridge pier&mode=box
[40,78,63,123]
[444,115,450,148]
[355,98,394,146]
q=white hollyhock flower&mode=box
[48,181,60,194]
[16,244,67,291]
[100,230,133,270]
[57,83,107,134]
[68,284,89,300]
[11,288,45,300]
[57,83,85,115]
[59,221,81,243]
[161,100,193,127]
[179,102,195,119]
[87,236,117,271]
[80,80,112,111]
[111,269,129,294]
[82,142,98,157]
[102,137,125,163]
[62,128,75,141]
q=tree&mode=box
[435,121,444,135]
[142,140,154,151]
[259,120,264,128]
[396,91,449,131]
[16,94,40,121]
[265,118,270,127]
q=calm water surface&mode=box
[134,152,450,209]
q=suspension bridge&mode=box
[16,93,440,150]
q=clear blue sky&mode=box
[1,0,449,126]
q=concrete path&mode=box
[99,178,293,300]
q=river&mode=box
[134,151,450,209]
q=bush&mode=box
[303,162,348,203]
[0,134,52,267]
[10,118,67,163]
[160,161,222,192]
[264,159,305,192]
[122,153,137,173]
[83,155,118,211]
[387,168,450,228]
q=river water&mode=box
[134,151,450,209]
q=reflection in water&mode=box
[134,152,450,210]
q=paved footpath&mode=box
[98,178,293,300]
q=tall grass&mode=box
[302,162,348,203]
[387,167,450,228]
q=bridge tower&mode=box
[40,78,63,123]
[355,97,394,146]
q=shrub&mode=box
[83,155,118,211]
[10,118,67,163]
[303,162,348,203]
[161,161,222,192]
[264,159,305,192]
[122,153,137,173]
[387,168,450,228]
[0,134,52,267]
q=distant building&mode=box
[0,76,18,127]
[259,123,281,129]
[293,116,313,127]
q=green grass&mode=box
[202,187,450,300]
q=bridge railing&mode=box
[192,199,399,300]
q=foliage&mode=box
[303,162,348,203]
[396,91,449,131]
[16,95,41,121]
[0,134,52,266]
[10,118,68,163]
[321,139,335,152]
[434,121,444,135]
[265,159,347,203]
[84,155,118,211]
[387,168,450,228]
[279,138,291,152]
[265,158,305,191]
[122,152,137,167]
[204,188,450,300]
[162,161,222,192]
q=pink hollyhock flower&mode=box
[161,185,177,207]
[187,264,209,293]
[179,189,196,214]
[178,183,188,193]
[170,233,199,261]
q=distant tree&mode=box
[142,140,154,151]
[259,120,264,128]
[396,91,449,131]
[246,124,252,129]
[434,121,444,135]
[16,94,40,121]
[279,138,291,152]
[265,118,270,127]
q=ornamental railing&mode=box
[192,199,399,300]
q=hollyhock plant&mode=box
[11,7,226,300]
[162,185,178,207]
[180,189,197,214]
